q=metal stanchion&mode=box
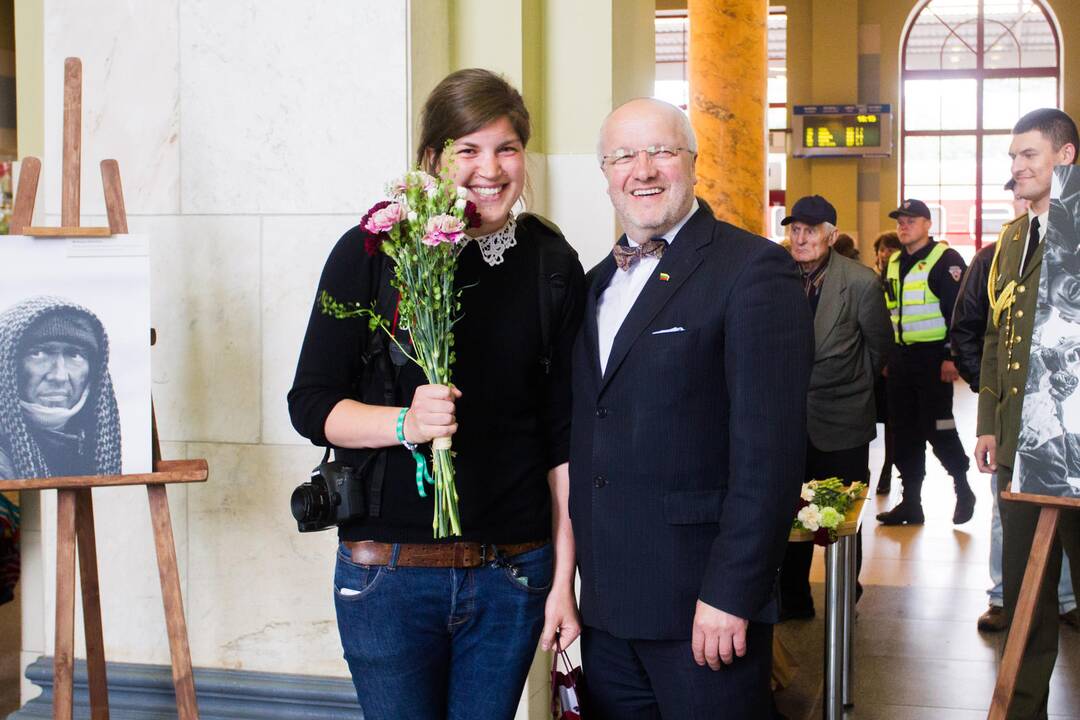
[823,538,845,720]
[842,532,856,707]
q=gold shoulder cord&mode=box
[988,222,1017,328]
[981,222,1020,402]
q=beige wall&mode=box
[13,0,40,160]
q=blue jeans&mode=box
[989,473,1075,612]
[333,542,552,720]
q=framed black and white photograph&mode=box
[1016,166,1080,498]
[0,235,150,481]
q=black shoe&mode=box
[876,501,925,526]
[977,605,1009,632]
[953,484,976,525]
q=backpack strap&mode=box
[524,213,575,376]
[538,247,570,375]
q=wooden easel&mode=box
[988,490,1080,719]
[0,57,207,720]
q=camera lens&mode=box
[291,483,329,523]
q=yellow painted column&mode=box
[688,0,767,235]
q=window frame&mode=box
[899,0,1061,251]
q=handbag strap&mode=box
[551,635,575,674]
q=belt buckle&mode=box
[479,543,489,565]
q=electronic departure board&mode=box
[792,104,893,158]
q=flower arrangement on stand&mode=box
[320,159,480,538]
[792,478,867,546]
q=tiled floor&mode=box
[774,385,1080,719]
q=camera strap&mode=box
[365,253,403,518]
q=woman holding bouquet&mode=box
[288,68,584,720]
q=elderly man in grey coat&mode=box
[778,195,894,620]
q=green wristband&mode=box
[397,408,433,498]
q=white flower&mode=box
[456,186,469,199]
[385,175,409,197]
[800,485,815,502]
[426,186,439,198]
[407,210,418,223]
[797,504,822,532]
[455,198,467,211]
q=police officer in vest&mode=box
[878,199,974,525]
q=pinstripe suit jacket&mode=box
[569,204,815,640]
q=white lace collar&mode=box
[468,217,517,267]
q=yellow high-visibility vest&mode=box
[884,243,948,344]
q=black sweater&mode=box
[288,215,585,543]
[949,241,996,391]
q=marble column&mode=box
[688,0,767,235]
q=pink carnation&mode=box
[387,171,438,197]
[423,214,466,246]
[364,202,405,234]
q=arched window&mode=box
[901,0,1060,257]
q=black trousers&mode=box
[779,441,868,614]
[886,343,969,492]
[581,623,773,720]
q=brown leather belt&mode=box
[343,540,548,568]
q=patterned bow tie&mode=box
[612,238,667,271]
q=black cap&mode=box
[781,195,837,227]
[888,199,932,220]
[1004,178,1016,191]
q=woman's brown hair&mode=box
[873,230,901,253]
[416,68,531,174]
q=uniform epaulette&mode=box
[987,216,1026,327]
[1002,213,1026,232]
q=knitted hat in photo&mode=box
[20,311,101,360]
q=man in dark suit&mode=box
[569,97,814,719]
[777,195,893,620]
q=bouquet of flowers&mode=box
[321,160,480,538]
[792,478,867,546]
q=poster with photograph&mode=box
[0,235,151,481]
[1016,166,1080,498]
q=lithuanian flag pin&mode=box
[659,272,670,282]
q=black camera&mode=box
[290,453,368,533]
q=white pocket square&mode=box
[651,326,685,335]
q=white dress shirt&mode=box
[597,200,699,374]
[1018,206,1049,276]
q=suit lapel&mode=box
[584,257,617,387]
[598,209,712,393]
[813,257,847,353]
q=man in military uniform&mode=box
[954,181,1077,634]
[878,199,973,526]
[975,107,1080,718]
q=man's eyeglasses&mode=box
[601,145,695,168]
